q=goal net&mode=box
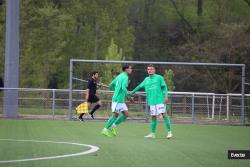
[69,59,247,125]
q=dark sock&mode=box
[90,104,101,115]
[79,113,84,119]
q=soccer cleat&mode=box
[144,133,155,138]
[109,127,117,136]
[167,132,173,139]
[101,130,110,137]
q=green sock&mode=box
[114,114,127,126]
[164,116,172,132]
[151,119,157,133]
[104,115,117,129]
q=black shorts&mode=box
[87,94,100,103]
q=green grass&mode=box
[0,119,249,167]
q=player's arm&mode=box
[85,89,89,101]
[160,76,169,103]
[85,80,91,100]
[98,83,108,88]
[122,78,130,99]
[108,78,116,90]
[130,80,145,95]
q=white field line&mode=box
[0,139,99,163]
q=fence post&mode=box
[226,94,229,121]
[241,65,245,125]
[219,96,222,120]
[52,89,55,120]
[212,95,215,119]
[68,60,73,120]
[207,95,210,118]
[192,93,195,124]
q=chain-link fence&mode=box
[169,93,250,124]
[0,88,249,125]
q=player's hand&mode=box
[129,97,135,104]
[100,83,108,87]
[164,97,169,104]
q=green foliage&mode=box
[102,38,124,84]
[0,0,249,92]
[164,69,176,91]
[17,0,135,88]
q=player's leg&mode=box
[89,96,101,119]
[110,110,128,136]
[162,105,173,139]
[101,112,118,137]
[89,101,101,119]
[77,102,89,121]
[110,104,129,136]
[101,102,119,137]
[78,113,85,121]
[144,115,157,138]
[112,110,128,127]
[145,105,157,138]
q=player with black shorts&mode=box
[79,71,104,121]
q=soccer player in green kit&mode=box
[130,64,173,139]
[101,64,133,137]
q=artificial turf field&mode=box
[0,119,249,167]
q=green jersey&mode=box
[109,72,129,103]
[131,74,168,105]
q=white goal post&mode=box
[68,59,246,125]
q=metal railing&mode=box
[0,87,249,125]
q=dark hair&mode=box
[147,64,155,68]
[91,71,98,76]
[122,64,131,71]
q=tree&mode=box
[102,38,124,84]
[1,0,250,92]
[197,0,203,16]
[19,0,134,88]
[164,69,176,91]
[164,68,175,116]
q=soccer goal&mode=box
[68,59,247,125]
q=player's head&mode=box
[91,71,99,79]
[122,64,132,74]
[147,64,155,76]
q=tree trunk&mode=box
[197,0,203,16]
